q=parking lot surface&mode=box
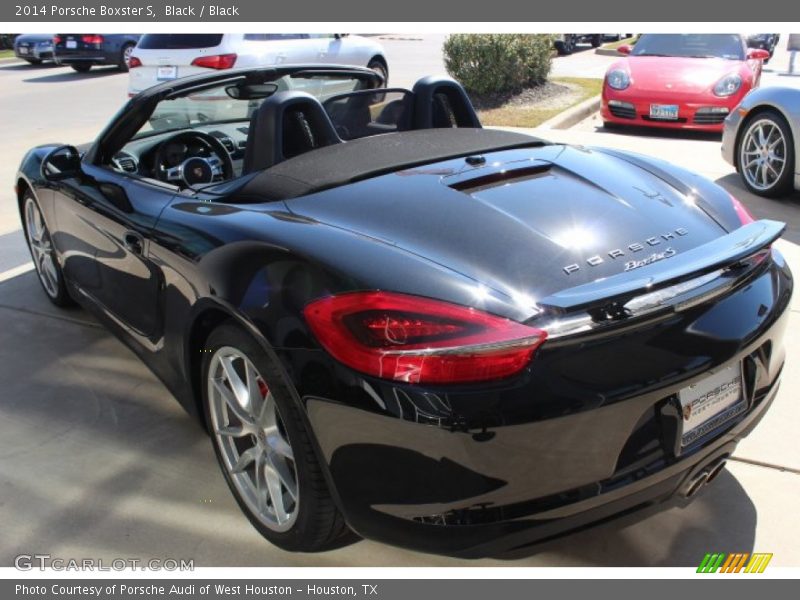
[1,34,798,567]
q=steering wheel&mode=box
[154,130,234,187]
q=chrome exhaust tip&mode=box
[681,455,730,499]
[705,458,728,484]
[683,470,710,498]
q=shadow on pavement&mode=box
[23,67,125,83]
[0,62,64,72]
[595,123,722,143]
[502,470,756,565]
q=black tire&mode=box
[25,58,42,65]
[21,190,73,307]
[591,35,602,48]
[118,43,134,72]
[201,322,351,552]
[70,63,91,73]
[367,57,388,87]
[737,109,795,198]
[557,35,576,55]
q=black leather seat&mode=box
[242,91,341,175]
[411,76,482,130]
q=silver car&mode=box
[722,86,800,197]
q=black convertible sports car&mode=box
[15,65,792,558]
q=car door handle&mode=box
[123,231,144,255]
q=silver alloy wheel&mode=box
[207,346,299,532]
[24,196,59,298]
[740,118,787,191]
[369,61,388,86]
[123,45,133,68]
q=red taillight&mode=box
[81,35,104,45]
[53,35,62,45]
[303,291,547,384]
[191,53,237,70]
[729,193,755,225]
[128,56,142,69]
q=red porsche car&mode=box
[601,34,770,132]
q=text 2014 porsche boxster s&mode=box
[15,65,793,558]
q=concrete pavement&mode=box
[0,33,798,567]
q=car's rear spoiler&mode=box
[539,219,785,313]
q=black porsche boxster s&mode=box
[15,65,792,558]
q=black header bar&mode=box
[2,0,795,22]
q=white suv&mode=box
[128,33,388,95]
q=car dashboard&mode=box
[112,122,249,182]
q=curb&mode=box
[539,94,601,130]
[0,57,23,65]
[595,47,623,57]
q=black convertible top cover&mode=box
[239,128,548,201]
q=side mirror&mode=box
[41,145,82,181]
[747,48,771,61]
[617,44,633,55]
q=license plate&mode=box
[66,40,77,49]
[157,66,178,80]
[18,47,28,54]
[650,104,679,120]
[679,364,746,447]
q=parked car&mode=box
[54,34,142,72]
[13,34,55,65]
[601,34,769,132]
[554,34,604,55]
[722,86,799,197]
[127,33,388,95]
[15,65,792,558]
[745,34,781,61]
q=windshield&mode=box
[631,34,745,60]
[136,72,370,138]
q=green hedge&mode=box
[443,34,554,95]
[0,34,18,50]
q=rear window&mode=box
[137,34,224,50]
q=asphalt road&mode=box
[0,34,799,567]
